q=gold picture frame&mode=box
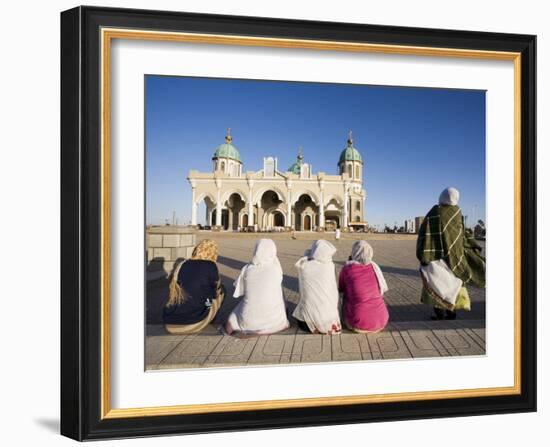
[61,6,536,440]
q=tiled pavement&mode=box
[146,233,485,370]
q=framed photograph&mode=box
[60,6,536,441]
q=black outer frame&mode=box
[60,5,537,441]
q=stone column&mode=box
[287,190,293,229]
[228,208,234,230]
[258,207,264,231]
[191,187,198,226]
[215,180,222,228]
[286,180,293,230]
[319,183,325,231]
[189,180,198,226]
[247,180,254,228]
[343,183,349,229]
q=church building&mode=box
[187,129,367,231]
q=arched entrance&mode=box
[226,193,245,231]
[196,194,215,227]
[303,214,312,231]
[324,198,343,231]
[273,211,285,227]
[294,194,317,231]
[259,190,283,231]
[242,214,248,228]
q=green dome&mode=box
[287,160,302,174]
[213,142,241,162]
[287,147,305,174]
[339,145,362,164]
[339,131,363,164]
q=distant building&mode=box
[187,129,367,231]
[404,219,415,233]
[414,216,424,233]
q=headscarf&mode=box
[251,239,278,267]
[191,239,219,261]
[350,240,374,265]
[167,239,219,306]
[346,240,388,294]
[307,239,337,263]
[439,187,460,206]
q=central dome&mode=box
[212,129,241,162]
[287,147,304,174]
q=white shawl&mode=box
[420,259,462,306]
[292,240,341,333]
[227,239,289,334]
[346,240,389,294]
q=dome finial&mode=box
[297,145,303,160]
[225,127,232,144]
[347,129,353,147]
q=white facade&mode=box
[188,132,367,231]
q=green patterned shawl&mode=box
[416,205,485,289]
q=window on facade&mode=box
[220,161,225,171]
[347,164,352,176]
[355,201,361,211]
[355,165,360,178]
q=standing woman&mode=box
[339,240,389,333]
[416,187,486,320]
[293,240,341,334]
[163,239,225,334]
[225,239,289,336]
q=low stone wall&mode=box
[146,226,196,282]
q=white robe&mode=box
[292,240,341,333]
[227,239,289,335]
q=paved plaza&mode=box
[145,232,486,370]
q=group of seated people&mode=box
[163,187,485,335]
[163,238,389,336]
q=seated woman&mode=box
[293,240,341,334]
[225,239,289,336]
[416,187,486,320]
[339,240,389,333]
[163,239,225,335]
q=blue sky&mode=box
[146,75,486,228]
